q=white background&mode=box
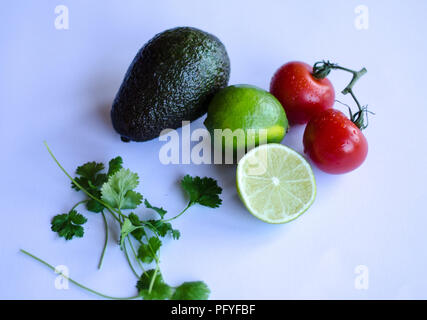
[1,0,427,299]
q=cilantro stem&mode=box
[97,211,108,270]
[148,263,160,294]
[116,209,129,222]
[123,241,140,278]
[163,203,192,222]
[20,249,139,300]
[143,232,161,265]
[128,237,145,273]
[117,208,141,278]
[70,199,88,212]
[143,231,161,294]
[116,209,129,224]
[106,208,121,225]
[44,142,122,223]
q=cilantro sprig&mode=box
[50,155,124,268]
[181,175,222,208]
[22,142,222,300]
[51,209,87,240]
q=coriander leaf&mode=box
[71,161,107,191]
[119,218,142,247]
[70,161,111,213]
[107,156,123,177]
[171,281,210,300]
[136,269,172,300]
[70,211,86,224]
[128,212,142,226]
[86,199,104,213]
[93,173,108,188]
[172,229,181,240]
[181,175,222,208]
[146,220,180,239]
[138,237,161,264]
[76,162,104,179]
[131,228,146,241]
[128,213,146,240]
[144,199,167,218]
[83,189,104,213]
[71,176,86,191]
[147,220,171,237]
[122,190,143,210]
[51,210,87,240]
[101,168,142,209]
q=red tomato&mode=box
[303,109,368,174]
[270,61,335,125]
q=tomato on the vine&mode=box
[303,109,368,174]
[270,61,335,125]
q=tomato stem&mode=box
[312,60,371,130]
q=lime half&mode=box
[236,144,316,224]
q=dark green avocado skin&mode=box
[111,27,230,142]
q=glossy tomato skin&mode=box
[270,61,335,125]
[303,109,368,174]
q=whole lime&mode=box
[204,84,288,152]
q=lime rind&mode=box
[236,144,316,224]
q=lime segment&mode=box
[236,144,316,223]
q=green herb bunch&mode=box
[21,142,222,300]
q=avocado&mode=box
[111,27,230,142]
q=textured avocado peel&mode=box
[111,27,230,142]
